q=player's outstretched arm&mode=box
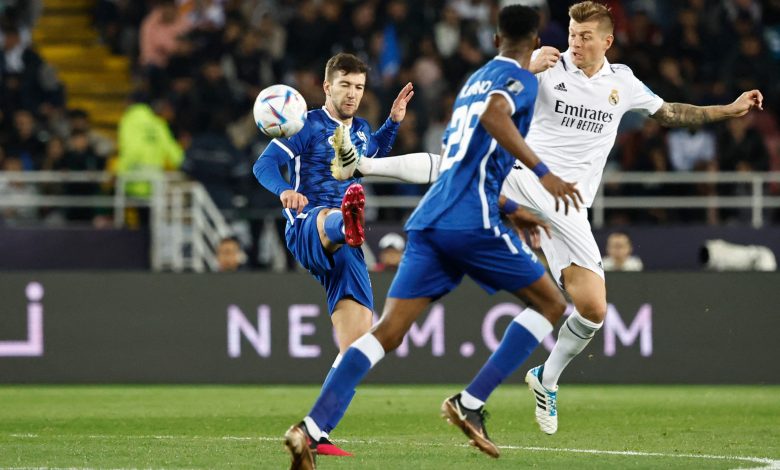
[480,94,583,214]
[651,90,764,127]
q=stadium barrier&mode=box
[0,272,777,384]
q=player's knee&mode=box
[576,298,607,323]
[371,325,404,353]
[579,305,607,323]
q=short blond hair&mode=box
[569,1,614,33]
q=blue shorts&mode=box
[388,227,546,300]
[285,207,373,315]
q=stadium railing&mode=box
[363,171,780,228]
[0,171,232,271]
[592,172,780,228]
[1,171,778,271]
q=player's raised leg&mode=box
[316,184,365,252]
[341,184,365,247]
[526,264,605,434]
[333,150,442,184]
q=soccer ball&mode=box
[253,84,308,138]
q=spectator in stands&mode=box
[717,114,770,222]
[722,33,778,100]
[58,129,105,223]
[668,126,719,224]
[0,156,38,225]
[718,114,770,172]
[181,111,251,213]
[139,0,192,96]
[0,25,46,112]
[602,232,644,272]
[192,57,236,133]
[216,236,246,272]
[6,109,46,170]
[89,0,780,240]
[668,126,717,172]
[67,109,115,160]
[117,96,183,199]
[373,232,405,272]
[434,5,461,59]
[285,0,330,72]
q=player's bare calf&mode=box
[341,183,365,247]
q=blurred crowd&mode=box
[2,0,780,234]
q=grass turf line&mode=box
[0,385,778,469]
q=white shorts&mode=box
[501,168,604,289]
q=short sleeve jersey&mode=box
[523,49,664,206]
[406,56,539,231]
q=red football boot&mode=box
[341,183,365,247]
[316,436,354,457]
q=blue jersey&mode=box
[256,107,398,223]
[406,56,538,231]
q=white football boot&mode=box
[330,124,359,181]
[525,365,558,434]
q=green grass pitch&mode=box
[0,385,778,469]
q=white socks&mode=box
[303,416,323,441]
[541,309,602,390]
[459,390,484,410]
[352,333,385,366]
[358,152,441,184]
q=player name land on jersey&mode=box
[458,80,493,98]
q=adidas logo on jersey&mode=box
[554,82,567,92]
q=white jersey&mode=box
[524,49,664,206]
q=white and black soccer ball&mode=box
[253,84,308,138]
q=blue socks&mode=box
[465,309,552,403]
[320,363,357,433]
[324,211,345,244]
[324,389,356,433]
[308,334,385,431]
[308,347,372,426]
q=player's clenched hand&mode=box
[506,207,550,250]
[729,89,764,117]
[280,189,308,212]
[540,173,582,215]
[529,47,560,74]
[390,82,414,123]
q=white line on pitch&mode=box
[6,433,780,469]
